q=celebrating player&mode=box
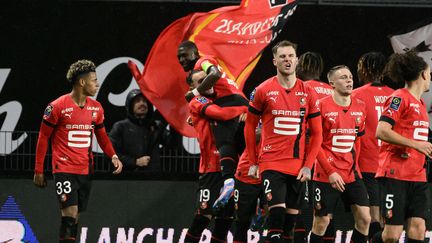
[310,65,370,243]
[33,60,123,243]
[372,51,431,243]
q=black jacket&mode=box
[109,89,161,171]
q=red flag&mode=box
[130,0,298,137]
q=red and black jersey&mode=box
[304,80,333,99]
[194,56,245,99]
[248,77,320,176]
[35,94,115,175]
[235,149,261,185]
[189,96,247,174]
[376,88,429,182]
[314,96,366,183]
[352,83,394,173]
[189,96,220,174]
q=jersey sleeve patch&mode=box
[249,88,256,102]
[389,97,402,111]
[43,104,53,119]
[195,96,209,104]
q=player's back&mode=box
[304,79,333,99]
[189,96,220,174]
[352,83,394,173]
[46,94,104,175]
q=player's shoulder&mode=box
[352,97,366,108]
[196,56,217,67]
[257,76,277,90]
[319,95,332,104]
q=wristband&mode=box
[192,88,200,97]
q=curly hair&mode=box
[384,51,427,84]
[297,52,324,81]
[357,52,386,85]
[66,59,96,84]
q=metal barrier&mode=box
[0,131,200,178]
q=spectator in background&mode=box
[110,89,162,171]
[297,51,333,99]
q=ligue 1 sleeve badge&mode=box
[43,104,53,119]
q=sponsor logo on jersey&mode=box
[66,124,94,130]
[350,111,363,116]
[43,104,53,119]
[389,97,402,110]
[266,91,279,96]
[61,107,73,113]
[87,106,100,111]
[324,112,338,117]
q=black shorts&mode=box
[313,179,369,217]
[261,170,303,209]
[362,172,380,207]
[211,94,248,148]
[53,173,92,212]
[234,179,265,222]
[378,177,428,225]
[196,172,234,217]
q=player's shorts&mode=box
[211,94,248,148]
[196,172,234,217]
[313,179,369,217]
[53,173,92,212]
[234,179,265,222]
[361,172,380,206]
[378,177,428,225]
[261,170,302,209]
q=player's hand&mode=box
[185,91,195,102]
[33,173,47,188]
[297,167,311,182]
[136,156,151,167]
[238,113,247,122]
[413,141,432,158]
[329,172,345,192]
[247,165,259,179]
[112,155,123,174]
[186,116,194,126]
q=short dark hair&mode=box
[66,59,96,84]
[179,40,199,54]
[384,51,428,84]
[327,65,350,82]
[297,52,323,81]
[357,52,386,85]
[272,40,297,56]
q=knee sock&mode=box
[294,216,307,243]
[351,228,367,243]
[323,219,335,243]
[211,217,233,243]
[310,232,324,243]
[283,214,297,243]
[368,222,382,242]
[185,215,211,243]
[266,207,285,243]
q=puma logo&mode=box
[328,117,336,124]
[64,113,72,119]
[270,97,278,103]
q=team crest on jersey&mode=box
[315,202,322,211]
[250,88,256,102]
[43,104,53,119]
[355,116,361,125]
[195,96,209,104]
[386,209,393,219]
[389,97,402,111]
[92,111,98,121]
[299,97,306,106]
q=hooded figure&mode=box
[109,89,161,171]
